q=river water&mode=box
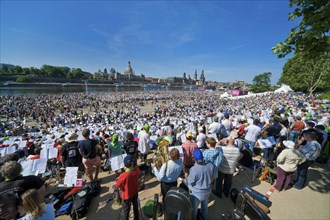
[0,85,195,96]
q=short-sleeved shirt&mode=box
[124,140,138,156]
[61,141,82,165]
[109,141,123,157]
[78,139,98,159]
[0,175,44,196]
[182,141,198,167]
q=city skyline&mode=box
[1,1,297,84]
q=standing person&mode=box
[244,118,262,151]
[61,133,83,172]
[115,155,141,220]
[203,137,223,179]
[19,189,55,220]
[138,124,151,162]
[220,113,232,139]
[208,117,223,142]
[78,128,101,181]
[108,133,124,177]
[123,133,138,167]
[293,130,321,189]
[215,138,241,198]
[196,127,207,149]
[182,132,198,178]
[274,140,306,191]
[289,116,305,143]
[188,149,215,220]
[151,148,182,205]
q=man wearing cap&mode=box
[274,140,305,191]
[61,133,83,172]
[115,155,141,220]
[188,149,215,220]
[182,132,198,178]
[293,131,321,189]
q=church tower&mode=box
[200,70,205,84]
[194,70,198,81]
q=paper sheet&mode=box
[169,146,184,157]
[6,145,16,154]
[258,139,273,149]
[64,167,79,187]
[48,147,58,159]
[110,154,127,171]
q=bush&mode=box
[16,76,30,83]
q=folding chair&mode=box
[237,156,263,183]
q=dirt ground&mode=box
[22,101,329,219]
[53,152,330,220]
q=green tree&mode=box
[279,52,330,95]
[14,65,23,75]
[23,68,30,75]
[273,0,330,58]
[104,68,108,74]
[16,76,30,82]
[0,66,9,75]
[251,72,272,93]
[70,68,84,78]
[29,67,42,76]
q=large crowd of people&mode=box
[0,90,329,219]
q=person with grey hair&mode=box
[0,161,45,196]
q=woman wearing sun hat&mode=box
[274,140,306,191]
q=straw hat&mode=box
[65,133,78,143]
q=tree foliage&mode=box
[273,0,330,58]
[279,52,330,95]
[251,72,272,93]
[16,76,30,83]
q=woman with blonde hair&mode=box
[18,189,55,220]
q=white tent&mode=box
[220,92,229,98]
[274,84,293,93]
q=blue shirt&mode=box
[188,162,215,201]
[153,159,182,183]
[203,147,223,172]
[299,140,321,161]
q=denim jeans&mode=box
[293,160,314,189]
[190,193,210,220]
[214,172,233,197]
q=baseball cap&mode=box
[186,132,194,138]
[124,155,134,165]
[193,149,203,161]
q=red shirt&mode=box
[182,141,198,167]
[116,166,141,200]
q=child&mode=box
[203,137,223,178]
[115,155,141,220]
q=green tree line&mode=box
[0,64,90,79]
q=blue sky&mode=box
[0,0,297,84]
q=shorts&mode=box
[82,156,101,173]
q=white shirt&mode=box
[244,124,261,142]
